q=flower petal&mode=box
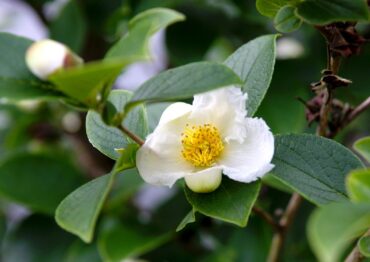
[220,118,275,183]
[191,86,248,142]
[137,105,194,187]
[184,166,222,193]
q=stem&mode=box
[347,97,370,124]
[267,193,303,262]
[252,206,280,232]
[345,229,370,262]
[118,125,144,146]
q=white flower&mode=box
[136,86,275,193]
[26,39,82,80]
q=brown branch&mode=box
[345,229,370,262]
[267,193,303,262]
[252,206,280,232]
[118,125,144,146]
[347,97,370,125]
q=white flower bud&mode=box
[184,169,222,193]
[25,39,83,80]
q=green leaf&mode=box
[0,33,61,101]
[256,0,301,17]
[272,134,364,206]
[296,0,369,25]
[274,6,302,33]
[185,178,261,227]
[65,241,101,262]
[358,235,370,257]
[224,35,278,116]
[86,90,148,160]
[347,169,370,203]
[49,0,87,53]
[176,210,196,232]
[354,136,370,163]
[2,215,74,262]
[0,151,83,214]
[128,62,242,108]
[49,59,134,103]
[56,173,115,243]
[98,220,171,261]
[105,8,185,60]
[308,202,370,262]
[55,164,137,242]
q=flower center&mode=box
[181,124,224,167]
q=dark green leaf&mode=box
[49,0,87,53]
[308,202,370,262]
[347,169,370,203]
[86,90,148,160]
[354,136,370,163]
[224,35,278,116]
[128,62,242,108]
[274,6,302,33]
[256,0,301,17]
[0,151,83,214]
[185,178,260,227]
[272,134,364,205]
[2,215,74,262]
[98,220,171,261]
[296,0,369,25]
[0,33,61,101]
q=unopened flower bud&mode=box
[25,39,83,80]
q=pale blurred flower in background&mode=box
[276,37,304,60]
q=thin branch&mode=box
[347,96,370,124]
[252,206,280,232]
[345,228,370,262]
[118,125,144,146]
[267,193,303,262]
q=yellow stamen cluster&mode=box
[181,123,224,167]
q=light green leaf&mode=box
[86,90,148,160]
[98,220,171,261]
[308,202,370,262]
[49,59,134,104]
[347,169,370,203]
[55,173,114,243]
[274,5,302,33]
[256,0,301,17]
[128,62,242,108]
[176,210,196,232]
[272,134,364,206]
[105,8,185,60]
[55,159,137,243]
[354,136,370,163]
[296,0,369,25]
[0,33,61,101]
[0,151,83,214]
[49,0,87,53]
[358,235,370,257]
[185,178,260,227]
[224,35,278,116]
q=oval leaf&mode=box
[256,0,301,17]
[358,235,370,258]
[224,34,278,116]
[185,178,261,227]
[272,134,364,206]
[274,6,302,33]
[0,151,83,214]
[86,90,148,160]
[0,33,61,101]
[308,202,370,262]
[127,62,242,108]
[296,0,369,25]
[347,169,370,203]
